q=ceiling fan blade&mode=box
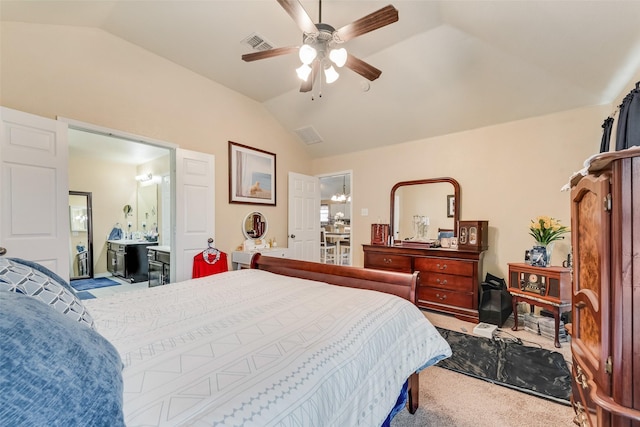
[277,0,318,35]
[345,54,382,81]
[300,60,320,92]
[335,5,399,42]
[242,46,299,62]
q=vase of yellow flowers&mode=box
[528,216,570,266]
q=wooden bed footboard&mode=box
[250,254,419,304]
[251,254,421,413]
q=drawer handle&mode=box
[436,278,448,285]
[435,293,447,301]
[383,258,392,264]
[436,263,447,270]
[575,301,586,309]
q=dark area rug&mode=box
[71,277,120,292]
[435,327,572,405]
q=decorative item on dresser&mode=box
[569,146,640,426]
[458,220,488,251]
[363,177,487,323]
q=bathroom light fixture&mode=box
[136,173,153,182]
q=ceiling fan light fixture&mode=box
[324,65,339,84]
[329,47,347,67]
[299,44,317,65]
[296,63,312,81]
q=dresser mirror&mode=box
[242,211,268,240]
[390,178,461,243]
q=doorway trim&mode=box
[57,116,178,279]
[316,170,353,266]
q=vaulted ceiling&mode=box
[3,1,640,159]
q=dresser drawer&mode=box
[418,287,475,309]
[420,273,474,292]
[414,257,474,277]
[364,253,412,273]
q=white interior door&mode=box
[288,172,320,261]
[173,148,215,282]
[0,107,70,278]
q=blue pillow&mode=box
[0,257,94,328]
[7,257,77,294]
[0,292,125,426]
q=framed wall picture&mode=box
[229,141,276,205]
[447,194,455,218]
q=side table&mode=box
[507,263,572,348]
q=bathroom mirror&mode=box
[390,178,460,243]
[242,211,268,240]
[137,183,158,235]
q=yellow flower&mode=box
[528,216,570,245]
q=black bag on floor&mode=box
[479,273,512,328]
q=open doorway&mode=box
[67,127,172,283]
[318,171,352,266]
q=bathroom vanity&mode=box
[147,246,171,287]
[107,240,157,283]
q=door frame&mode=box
[316,170,353,265]
[58,117,179,279]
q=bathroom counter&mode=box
[107,239,158,245]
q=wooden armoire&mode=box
[569,147,640,426]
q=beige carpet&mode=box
[390,310,574,427]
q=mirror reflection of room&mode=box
[241,211,274,251]
[319,173,351,265]
[394,182,455,242]
[68,191,92,280]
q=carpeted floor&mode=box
[71,277,121,292]
[390,311,574,427]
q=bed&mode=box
[0,255,451,426]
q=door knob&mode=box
[289,234,296,238]
[0,247,6,256]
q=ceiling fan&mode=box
[242,0,399,94]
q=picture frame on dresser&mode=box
[228,141,276,206]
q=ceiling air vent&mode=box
[241,33,275,51]
[295,126,323,145]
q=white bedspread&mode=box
[85,269,451,427]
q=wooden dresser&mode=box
[569,147,640,426]
[363,244,484,322]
